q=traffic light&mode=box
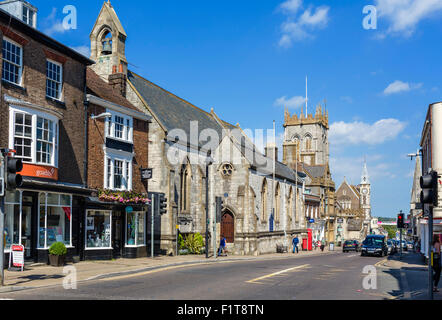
[216,197,224,223]
[420,170,439,207]
[159,193,167,215]
[4,156,23,190]
[397,213,405,229]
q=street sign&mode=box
[9,245,24,271]
[309,219,315,223]
[140,168,153,181]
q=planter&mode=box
[49,254,66,267]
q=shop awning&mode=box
[21,178,95,196]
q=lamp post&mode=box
[205,150,213,259]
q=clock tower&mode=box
[359,161,371,222]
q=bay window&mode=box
[38,193,72,249]
[104,151,133,191]
[86,210,112,249]
[126,211,145,246]
[9,106,59,167]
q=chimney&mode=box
[265,143,278,162]
[108,64,127,97]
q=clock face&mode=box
[362,188,368,195]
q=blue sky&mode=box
[35,0,442,218]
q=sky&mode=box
[33,0,442,218]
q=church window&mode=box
[180,164,191,213]
[261,179,268,221]
[305,134,312,151]
[275,183,280,222]
[221,163,234,178]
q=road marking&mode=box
[374,259,388,268]
[246,264,310,284]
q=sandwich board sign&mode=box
[9,244,24,271]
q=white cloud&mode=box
[71,45,91,57]
[329,119,407,146]
[277,0,330,47]
[383,80,423,95]
[274,95,306,110]
[42,8,69,36]
[375,0,442,37]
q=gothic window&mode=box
[305,134,312,151]
[221,163,234,178]
[275,183,281,222]
[288,187,294,225]
[180,164,191,213]
[261,179,268,221]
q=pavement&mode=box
[376,250,442,300]
[0,246,334,294]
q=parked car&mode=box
[401,240,408,251]
[361,235,388,257]
[343,240,360,252]
[407,241,414,251]
[387,239,395,255]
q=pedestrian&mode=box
[433,235,441,292]
[292,236,299,254]
[320,239,325,252]
[218,235,226,257]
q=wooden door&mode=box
[221,211,234,243]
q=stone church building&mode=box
[88,1,308,256]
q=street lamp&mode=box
[205,150,213,259]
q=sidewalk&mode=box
[0,247,334,293]
[378,250,442,300]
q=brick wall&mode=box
[87,103,149,194]
[0,23,87,185]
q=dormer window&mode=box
[22,5,36,27]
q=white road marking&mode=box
[246,264,310,284]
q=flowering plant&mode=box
[98,189,150,204]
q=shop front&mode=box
[82,198,148,260]
[4,185,90,264]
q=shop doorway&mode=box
[112,212,123,258]
[221,210,234,243]
[21,193,37,261]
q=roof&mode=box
[128,71,226,145]
[303,164,326,178]
[127,70,303,184]
[86,68,140,113]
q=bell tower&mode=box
[90,1,128,80]
[359,161,371,222]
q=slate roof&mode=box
[127,70,305,184]
[87,68,140,112]
[303,164,326,179]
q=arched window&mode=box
[101,29,113,56]
[261,179,268,221]
[304,134,312,151]
[288,187,294,225]
[275,183,281,222]
[180,164,191,213]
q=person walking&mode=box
[320,239,325,252]
[292,236,299,254]
[433,236,441,292]
[218,235,226,257]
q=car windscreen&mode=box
[364,238,384,246]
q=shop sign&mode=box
[140,168,153,181]
[9,244,24,271]
[126,206,133,214]
[21,164,58,181]
[309,219,315,223]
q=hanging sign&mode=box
[9,244,25,271]
[141,168,153,181]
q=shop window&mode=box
[126,211,145,246]
[4,191,21,252]
[86,211,112,249]
[38,193,72,249]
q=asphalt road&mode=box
[0,251,428,300]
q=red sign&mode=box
[21,164,58,181]
[9,244,24,270]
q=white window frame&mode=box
[2,37,23,86]
[85,210,113,250]
[22,5,36,27]
[37,192,73,250]
[8,105,59,167]
[105,109,133,143]
[46,59,63,101]
[103,148,133,191]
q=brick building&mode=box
[83,68,150,260]
[0,1,95,263]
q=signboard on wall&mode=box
[21,164,58,181]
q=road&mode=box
[0,250,428,300]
